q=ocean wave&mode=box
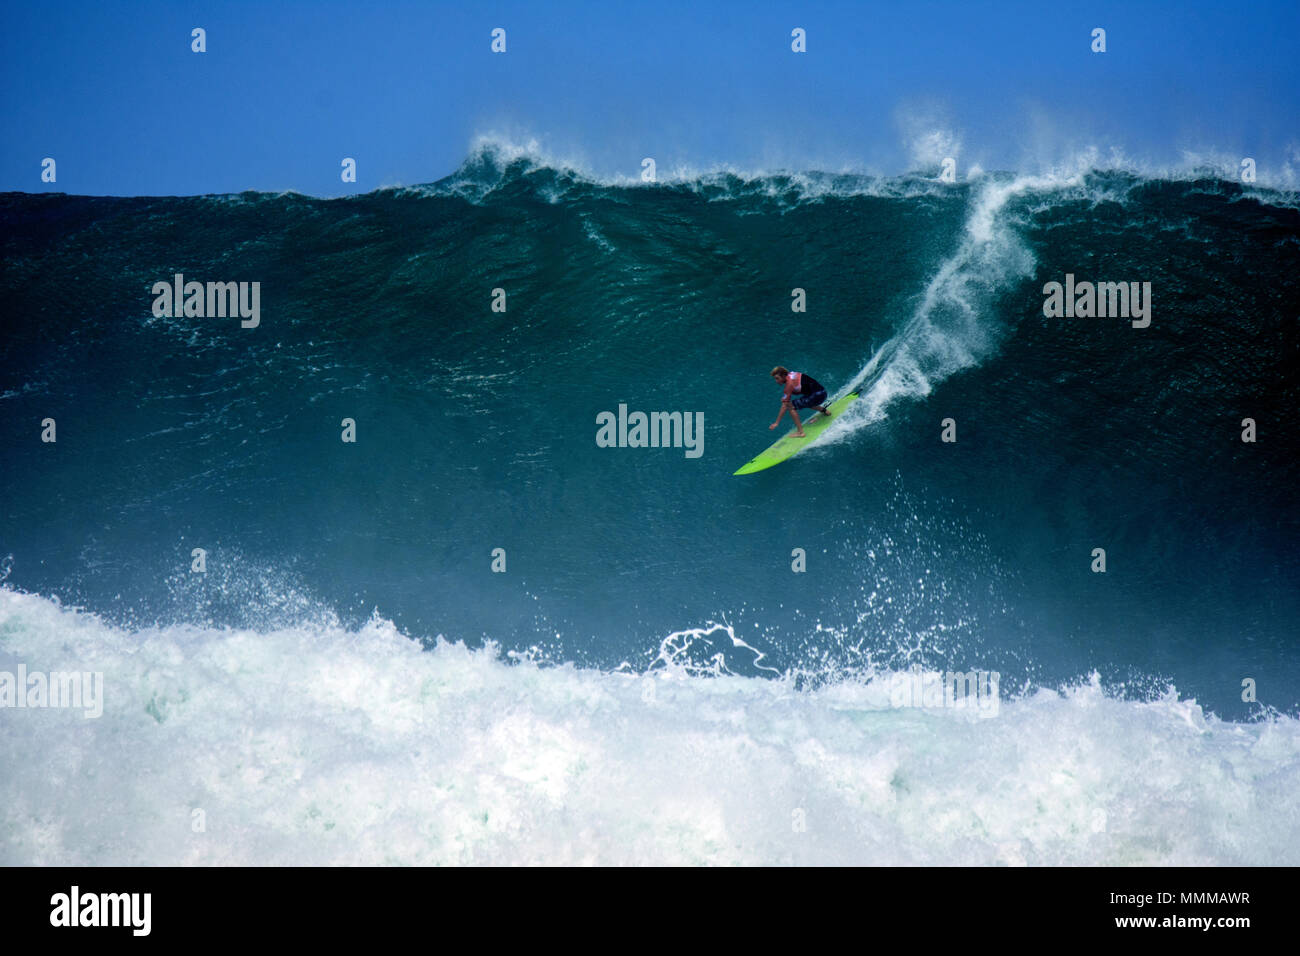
[414,135,1300,209]
[2,587,1296,866]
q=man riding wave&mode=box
[769,366,831,437]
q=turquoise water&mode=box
[2,146,1298,862]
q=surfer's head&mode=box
[770,366,789,382]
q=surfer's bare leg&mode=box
[790,407,806,436]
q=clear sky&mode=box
[3,0,1298,196]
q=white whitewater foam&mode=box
[2,588,1296,865]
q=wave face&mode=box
[2,147,1299,863]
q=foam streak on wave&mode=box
[829,175,1053,438]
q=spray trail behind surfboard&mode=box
[827,174,1072,440]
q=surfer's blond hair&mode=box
[771,366,789,379]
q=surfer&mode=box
[769,366,831,437]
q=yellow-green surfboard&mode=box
[733,392,859,475]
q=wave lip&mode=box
[412,134,1300,206]
[2,588,1297,866]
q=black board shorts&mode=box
[790,387,828,410]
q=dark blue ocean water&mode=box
[2,150,1298,864]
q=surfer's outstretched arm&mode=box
[770,398,807,436]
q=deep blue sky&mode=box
[3,0,1297,196]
